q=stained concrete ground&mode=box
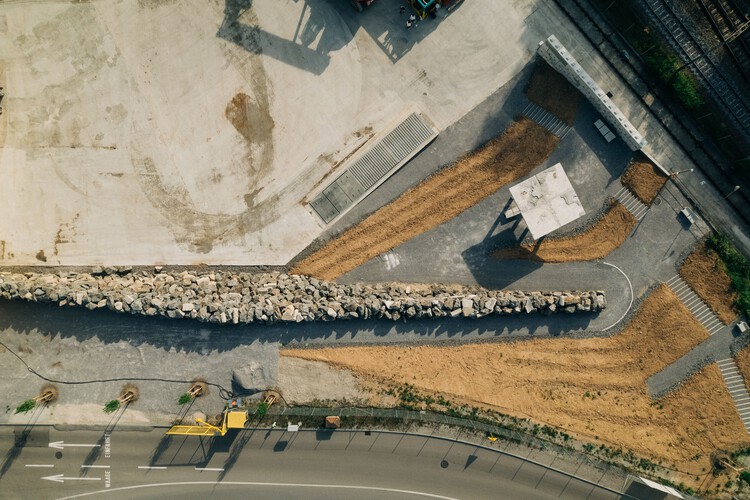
[0,0,549,266]
[0,0,743,432]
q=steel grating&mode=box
[309,112,437,223]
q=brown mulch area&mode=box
[735,347,750,396]
[491,199,636,262]
[679,242,739,325]
[524,59,582,125]
[284,285,750,482]
[292,118,559,281]
[620,157,669,206]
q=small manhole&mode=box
[55,451,63,459]
[654,198,662,206]
[440,460,449,469]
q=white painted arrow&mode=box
[48,441,101,450]
[42,474,101,483]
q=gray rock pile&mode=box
[0,268,605,324]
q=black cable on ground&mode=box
[0,338,236,400]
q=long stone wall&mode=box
[0,268,605,324]
[538,34,647,151]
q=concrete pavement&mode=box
[0,0,545,266]
[0,426,629,499]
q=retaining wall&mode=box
[0,268,606,324]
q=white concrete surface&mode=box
[509,163,585,239]
[0,0,548,266]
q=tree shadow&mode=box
[0,406,47,480]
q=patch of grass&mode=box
[178,393,193,406]
[103,400,120,414]
[14,400,36,414]
[707,233,750,318]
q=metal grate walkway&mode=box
[521,102,570,137]
[665,275,724,335]
[309,112,437,224]
[716,358,750,433]
[613,184,649,220]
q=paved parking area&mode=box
[0,0,554,266]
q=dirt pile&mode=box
[620,157,669,205]
[525,59,582,125]
[679,242,738,324]
[291,118,559,281]
[284,285,749,476]
[491,199,636,262]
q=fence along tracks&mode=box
[640,0,750,139]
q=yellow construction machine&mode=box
[166,393,278,437]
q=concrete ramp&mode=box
[309,112,437,224]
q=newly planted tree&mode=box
[177,381,207,406]
[103,384,140,413]
[103,400,120,414]
[15,385,59,414]
[15,400,36,414]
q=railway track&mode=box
[640,0,750,139]
[699,0,750,85]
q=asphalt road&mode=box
[0,426,626,500]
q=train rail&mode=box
[640,0,750,139]
[698,0,750,85]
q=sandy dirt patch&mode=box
[283,285,749,478]
[491,199,636,262]
[278,357,367,405]
[735,348,750,402]
[291,118,559,280]
[525,59,582,125]
[620,157,669,206]
[680,242,739,325]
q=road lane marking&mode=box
[56,481,459,499]
[49,441,101,450]
[195,467,224,472]
[42,474,101,483]
[138,466,167,470]
[81,465,110,469]
[25,464,54,468]
[601,261,633,331]
[104,433,111,458]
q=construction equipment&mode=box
[407,0,464,19]
[166,394,279,437]
[167,406,248,437]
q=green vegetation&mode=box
[256,402,269,418]
[740,470,750,485]
[103,400,120,414]
[178,393,193,406]
[707,233,750,318]
[14,400,36,414]
[590,0,749,172]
